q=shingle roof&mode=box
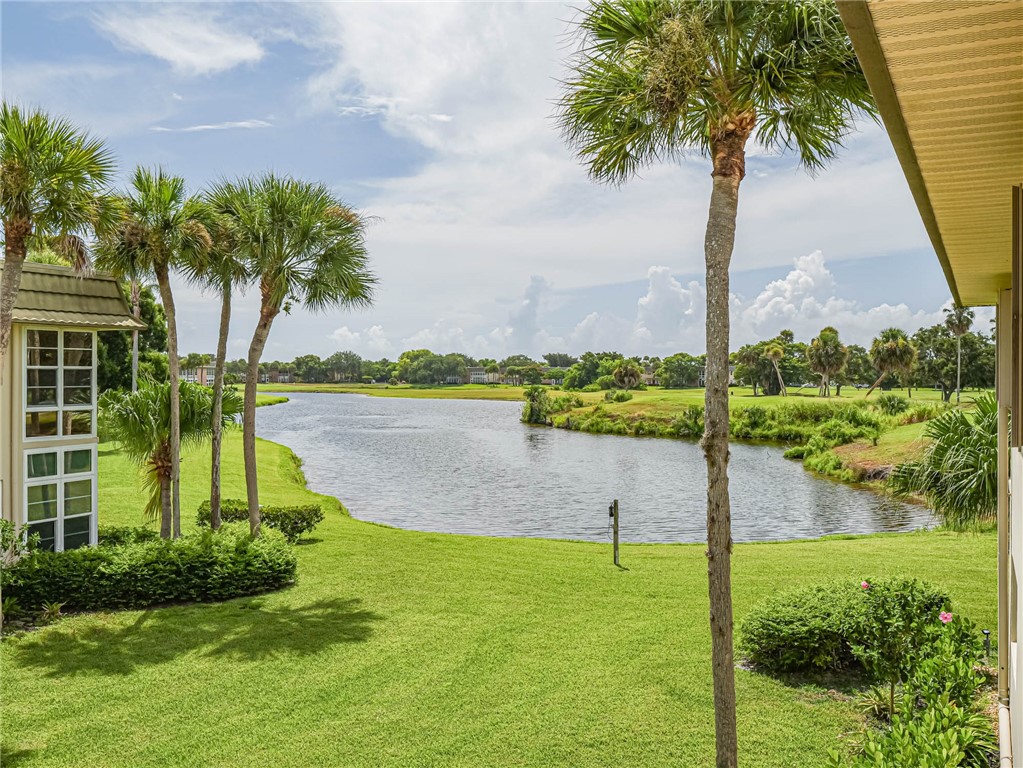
[0,261,146,330]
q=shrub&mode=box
[197,499,324,543]
[98,525,161,547]
[739,581,865,673]
[2,524,296,613]
[595,375,616,390]
[668,406,704,438]
[521,385,552,425]
[876,393,909,415]
[604,389,633,403]
[740,578,951,676]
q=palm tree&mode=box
[866,327,917,398]
[184,206,248,530]
[737,345,762,396]
[97,167,211,538]
[944,305,974,405]
[890,393,996,530]
[807,326,848,397]
[763,344,787,397]
[99,381,242,530]
[209,174,375,536]
[557,3,873,761]
[613,359,644,390]
[0,104,117,376]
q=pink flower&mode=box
[861,581,870,590]
[939,612,953,624]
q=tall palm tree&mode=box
[0,104,117,376]
[944,305,974,405]
[866,327,917,399]
[763,344,787,397]
[97,167,211,538]
[557,3,873,762]
[613,358,644,390]
[184,205,249,530]
[99,381,242,527]
[808,326,848,397]
[209,174,375,536]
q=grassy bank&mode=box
[1,431,996,767]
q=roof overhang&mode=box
[0,261,146,331]
[838,0,1023,307]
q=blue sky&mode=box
[3,1,980,361]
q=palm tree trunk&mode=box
[210,285,231,531]
[956,335,962,405]
[772,361,787,397]
[700,131,746,768]
[0,220,31,382]
[154,263,181,539]
[159,472,172,539]
[243,292,280,536]
[130,279,141,392]
[865,372,887,398]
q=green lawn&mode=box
[1,432,996,767]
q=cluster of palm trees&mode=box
[0,103,375,539]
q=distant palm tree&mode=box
[100,382,242,530]
[557,4,873,758]
[98,167,211,538]
[866,327,917,399]
[763,344,787,397]
[0,103,117,377]
[944,305,974,405]
[209,174,375,536]
[613,359,644,390]
[737,345,762,396]
[184,206,249,530]
[807,327,848,397]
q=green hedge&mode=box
[2,524,296,613]
[196,499,324,543]
[739,577,950,674]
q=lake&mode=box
[255,393,933,544]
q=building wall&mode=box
[1011,446,1022,763]
[2,325,99,549]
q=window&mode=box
[24,329,96,440]
[24,446,96,552]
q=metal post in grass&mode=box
[609,499,620,567]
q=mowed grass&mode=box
[1,432,996,767]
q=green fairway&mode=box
[1,432,996,767]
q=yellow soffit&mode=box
[840,0,1023,307]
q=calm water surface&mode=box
[256,393,933,543]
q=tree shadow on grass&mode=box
[0,743,39,767]
[9,597,383,678]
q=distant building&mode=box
[180,364,216,386]
[467,367,488,384]
[698,365,737,387]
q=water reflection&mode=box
[256,393,934,544]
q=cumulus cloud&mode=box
[94,6,264,76]
[632,267,706,347]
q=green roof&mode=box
[0,261,146,331]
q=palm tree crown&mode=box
[808,326,848,397]
[944,305,974,338]
[867,327,917,397]
[558,0,874,185]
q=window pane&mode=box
[63,514,92,550]
[64,331,93,350]
[26,330,58,349]
[28,483,58,505]
[64,450,92,474]
[26,411,58,437]
[63,386,92,405]
[64,348,93,367]
[27,349,58,366]
[28,521,56,552]
[65,478,92,499]
[26,369,57,387]
[65,411,93,436]
[27,453,58,479]
[27,387,58,407]
[27,485,58,520]
[64,369,93,387]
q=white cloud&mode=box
[330,326,362,346]
[150,119,272,133]
[94,7,264,76]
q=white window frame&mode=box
[23,327,97,442]
[23,445,99,552]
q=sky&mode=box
[2,1,990,362]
